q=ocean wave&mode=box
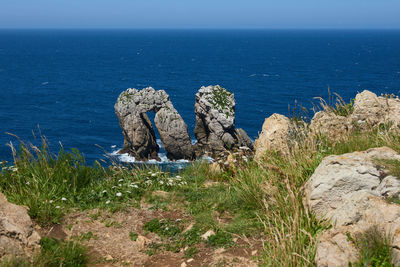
[110,139,197,164]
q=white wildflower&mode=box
[102,190,107,193]
[175,175,181,179]
[61,197,67,201]
[49,200,54,204]
[118,179,124,182]
[151,173,157,177]
[106,200,110,204]
[118,184,122,187]
[159,181,164,185]
[55,206,60,209]
[116,192,122,197]
[26,181,30,185]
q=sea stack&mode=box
[193,85,253,157]
[115,87,194,161]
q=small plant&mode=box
[206,231,234,248]
[184,246,198,258]
[38,237,89,267]
[73,231,98,241]
[205,86,234,116]
[143,218,183,238]
[351,226,393,267]
[129,231,138,241]
[1,237,90,267]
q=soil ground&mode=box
[37,205,261,267]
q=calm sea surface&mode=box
[1,30,400,163]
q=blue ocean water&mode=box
[0,30,400,164]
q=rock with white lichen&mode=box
[193,85,253,157]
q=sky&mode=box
[0,0,399,29]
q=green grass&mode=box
[0,237,88,267]
[129,231,139,241]
[0,139,188,226]
[350,226,393,267]
[2,111,400,266]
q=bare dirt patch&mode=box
[57,207,259,266]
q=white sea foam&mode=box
[110,140,192,164]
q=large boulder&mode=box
[254,113,305,160]
[115,87,193,161]
[303,147,400,266]
[0,193,40,261]
[194,85,253,157]
[309,111,352,142]
[352,90,400,130]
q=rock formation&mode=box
[310,90,400,139]
[115,87,193,161]
[254,113,306,160]
[303,147,400,266]
[193,85,253,157]
[309,110,352,142]
[352,90,400,130]
[0,193,41,261]
[254,90,400,159]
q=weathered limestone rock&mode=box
[154,105,194,160]
[115,87,193,161]
[352,90,400,130]
[254,113,304,160]
[303,147,400,266]
[0,193,40,261]
[308,90,400,144]
[310,111,352,142]
[194,85,253,157]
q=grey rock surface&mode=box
[115,87,193,161]
[0,193,40,261]
[194,85,253,156]
[303,147,400,266]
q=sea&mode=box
[0,29,400,167]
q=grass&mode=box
[2,99,400,266]
[0,237,88,267]
[350,226,393,267]
[0,137,188,226]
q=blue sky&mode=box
[0,0,399,29]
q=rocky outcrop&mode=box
[254,113,305,160]
[115,87,193,161]
[254,90,400,158]
[303,147,400,266]
[310,90,400,141]
[0,193,41,261]
[309,111,352,142]
[352,90,400,130]
[194,85,253,157]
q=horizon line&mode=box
[0,27,400,31]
